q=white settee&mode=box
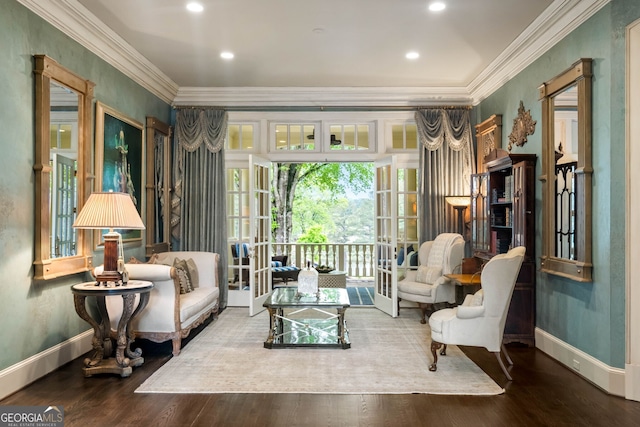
[95,251,220,356]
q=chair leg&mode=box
[494,351,513,381]
[418,303,427,324]
[172,337,182,356]
[501,343,514,366]
[429,340,444,371]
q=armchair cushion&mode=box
[456,304,485,319]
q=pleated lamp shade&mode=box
[73,191,145,230]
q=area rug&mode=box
[136,307,503,395]
[346,286,374,305]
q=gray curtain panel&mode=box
[172,108,229,308]
[415,108,475,242]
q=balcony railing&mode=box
[273,243,376,278]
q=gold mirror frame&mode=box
[145,117,172,257]
[538,58,593,282]
[33,55,95,280]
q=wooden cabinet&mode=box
[471,149,536,345]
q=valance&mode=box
[175,108,228,153]
[415,108,472,152]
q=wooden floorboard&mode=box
[2,319,640,426]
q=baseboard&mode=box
[535,327,626,397]
[0,330,93,401]
[625,363,640,401]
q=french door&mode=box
[248,155,272,315]
[374,156,398,317]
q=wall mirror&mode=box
[538,58,592,282]
[145,117,172,257]
[33,55,95,280]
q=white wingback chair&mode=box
[428,246,526,380]
[397,233,465,324]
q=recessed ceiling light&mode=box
[220,51,234,60]
[428,2,446,12]
[186,2,204,13]
[406,52,420,60]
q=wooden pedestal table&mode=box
[71,280,153,377]
[444,273,482,304]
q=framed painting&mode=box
[94,102,144,245]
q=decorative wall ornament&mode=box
[507,101,536,151]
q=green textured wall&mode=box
[478,2,639,368]
[0,0,171,371]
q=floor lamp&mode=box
[445,196,471,237]
[73,191,145,286]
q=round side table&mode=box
[71,280,153,377]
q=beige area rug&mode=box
[135,307,503,395]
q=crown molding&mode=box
[468,0,611,104]
[18,0,609,107]
[17,0,178,104]
[172,86,473,108]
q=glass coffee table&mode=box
[263,287,351,349]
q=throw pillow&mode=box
[415,265,443,284]
[397,247,405,266]
[185,258,199,288]
[409,251,419,267]
[471,289,484,306]
[173,258,193,294]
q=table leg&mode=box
[264,307,277,348]
[337,307,347,347]
[73,295,106,368]
[114,293,136,368]
[124,292,149,363]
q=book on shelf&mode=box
[505,176,513,202]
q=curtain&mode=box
[415,108,475,242]
[171,108,229,308]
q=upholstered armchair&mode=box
[271,255,300,284]
[397,233,465,324]
[428,246,526,380]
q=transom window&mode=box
[226,124,255,151]
[274,124,316,151]
[391,122,418,150]
[328,124,370,150]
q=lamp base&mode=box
[95,270,124,287]
[96,231,125,286]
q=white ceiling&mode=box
[21,0,608,106]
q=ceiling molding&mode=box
[468,0,611,104]
[17,0,179,104]
[172,86,473,108]
[18,0,609,108]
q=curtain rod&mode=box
[171,105,473,112]
[416,105,473,110]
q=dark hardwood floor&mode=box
[3,316,640,427]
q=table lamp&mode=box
[73,191,145,286]
[445,195,471,237]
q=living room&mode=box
[2,0,640,422]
